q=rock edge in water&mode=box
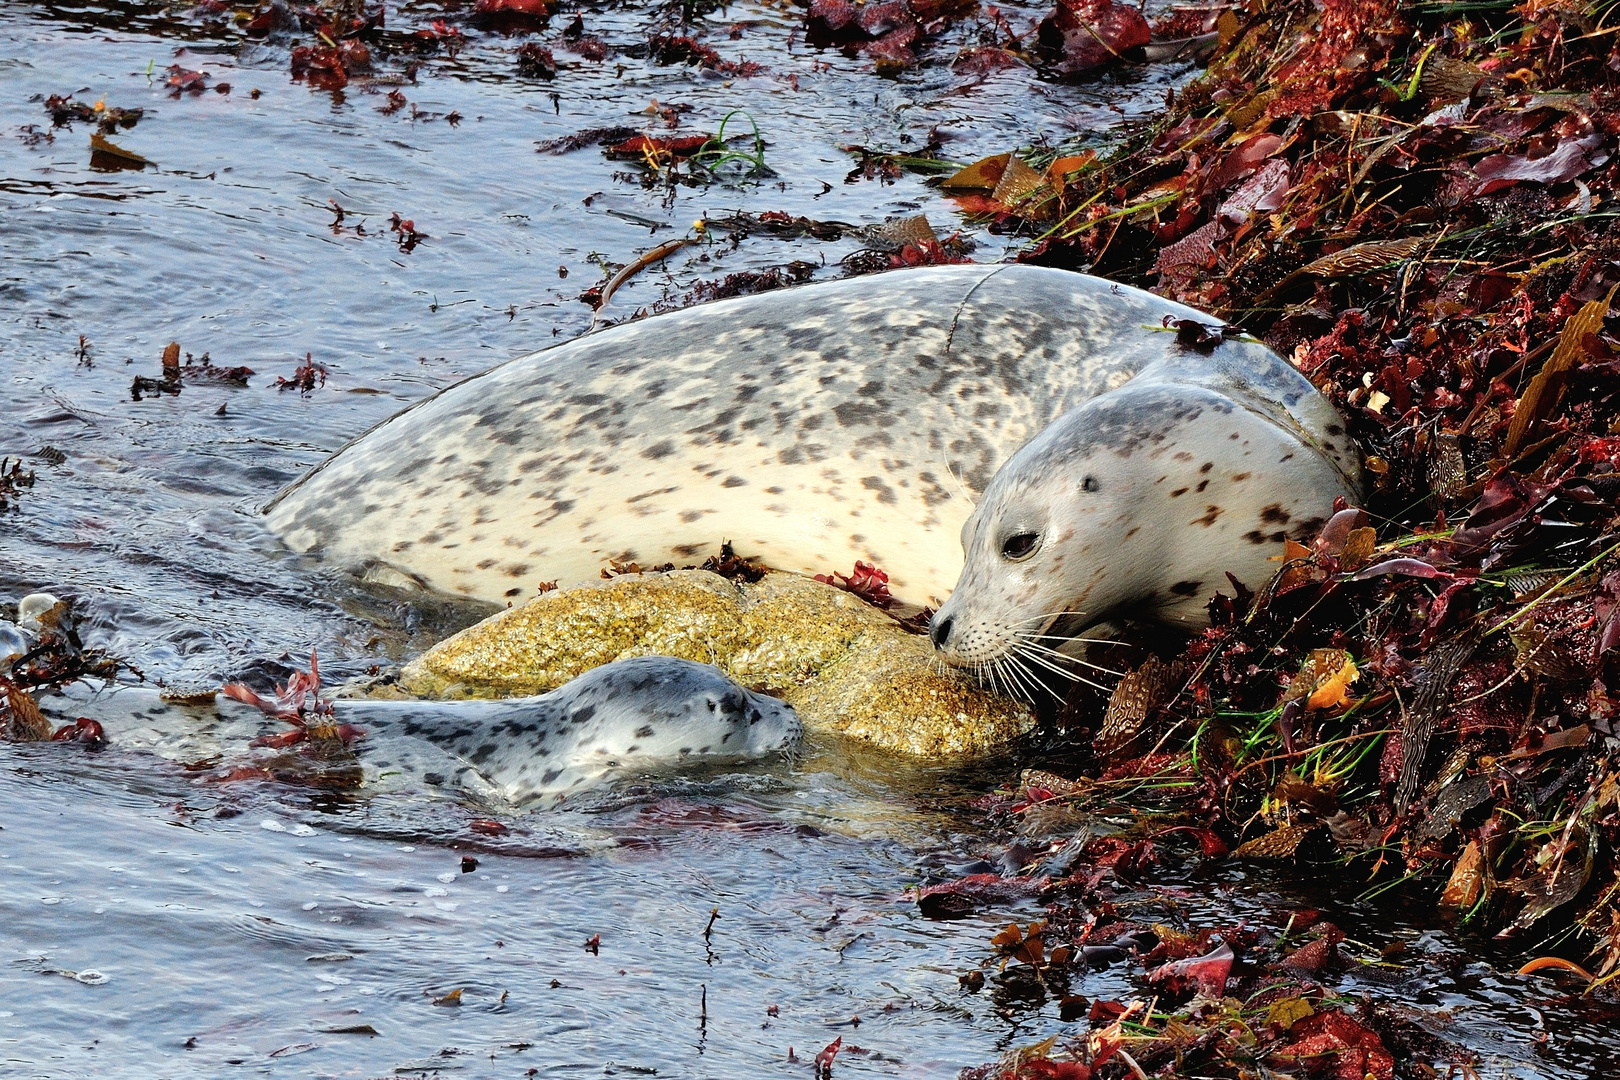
[398,569,1034,757]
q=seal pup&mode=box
[355,656,802,804]
[40,656,802,807]
[263,265,1357,609]
[927,336,1361,689]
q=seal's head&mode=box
[553,655,803,761]
[928,383,1347,691]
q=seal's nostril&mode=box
[930,616,954,649]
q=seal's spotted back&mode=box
[264,266,1346,608]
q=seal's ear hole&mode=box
[1000,531,1040,561]
[1082,475,1100,492]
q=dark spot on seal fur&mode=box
[1199,462,1213,473]
[722,476,748,488]
[627,487,679,503]
[1261,503,1291,524]
[1169,580,1202,596]
[641,440,676,460]
[834,401,882,427]
[1170,487,1188,497]
[634,725,655,739]
[1231,472,1251,482]
[1193,505,1223,526]
[861,476,897,505]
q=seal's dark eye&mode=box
[1000,532,1040,561]
[1082,476,1100,492]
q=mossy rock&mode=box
[399,569,1033,756]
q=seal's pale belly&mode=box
[265,266,1357,607]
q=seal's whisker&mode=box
[991,657,1032,703]
[1037,631,1132,649]
[986,660,1015,701]
[1003,651,1064,703]
[989,653,1032,702]
[1014,646,1113,694]
[1012,635,1127,677]
[940,447,977,509]
[1014,642,1109,683]
[1019,610,1096,623]
[985,657,1015,699]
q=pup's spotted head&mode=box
[560,655,802,760]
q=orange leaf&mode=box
[940,152,1011,192]
[1047,152,1095,183]
[1305,656,1358,710]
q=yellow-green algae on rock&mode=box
[398,569,1034,756]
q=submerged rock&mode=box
[399,569,1034,756]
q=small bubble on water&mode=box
[496,885,510,893]
[291,824,316,837]
[302,902,319,911]
[40,897,63,905]
[398,845,416,852]
[74,970,109,986]
[424,886,449,897]
[436,872,456,884]
[261,819,288,832]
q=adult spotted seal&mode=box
[44,656,802,806]
[927,314,1362,687]
[263,265,1357,612]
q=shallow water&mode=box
[0,1,1613,1076]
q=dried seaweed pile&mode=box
[927,0,1620,1033]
